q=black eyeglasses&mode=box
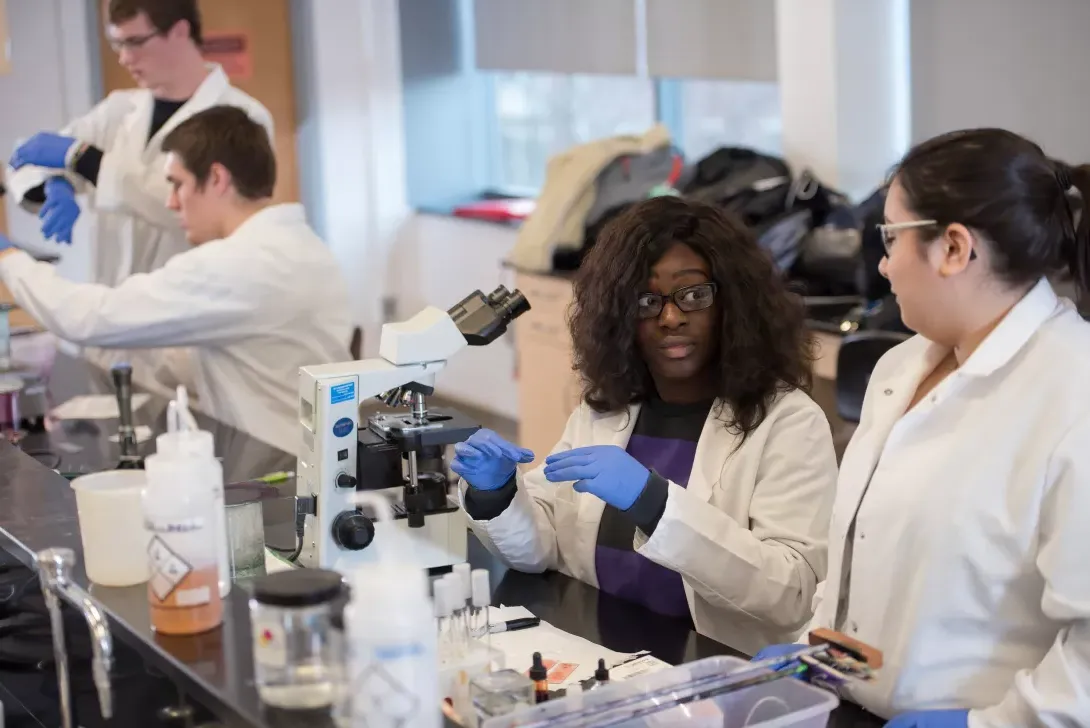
[637,282,718,320]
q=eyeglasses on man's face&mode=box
[637,282,718,320]
[108,30,163,53]
[877,220,976,260]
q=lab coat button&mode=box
[850,621,859,633]
[884,389,893,396]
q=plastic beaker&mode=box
[70,470,150,586]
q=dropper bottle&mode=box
[157,387,230,597]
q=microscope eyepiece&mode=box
[448,286,532,346]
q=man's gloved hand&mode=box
[40,177,79,244]
[0,232,16,255]
[884,710,969,728]
[750,643,807,680]
[9,132,77,170]
[451,429,534,491]
[543,445,650,511]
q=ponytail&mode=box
[1065,164,1090,300]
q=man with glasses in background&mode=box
[5,0,272,287]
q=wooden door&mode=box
[96,0,299,203]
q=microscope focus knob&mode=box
[336,473,357,489]
[332,511,375,551]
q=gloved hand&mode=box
[40,177,80,244]
[9,132,77,170]
[451,429,534,491]
[543,445,650,511]
[750,643,807,680]
[0,233,16,254]
[884,710,969,728]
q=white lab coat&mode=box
[462,390,838,655]
[5,64,273,286]
[0,204,352,455]
[810,279,1090,726]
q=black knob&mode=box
[332,512,374,551]
[336,473,357,489]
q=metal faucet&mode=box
[37,548,114,726]
[111,363,143,468]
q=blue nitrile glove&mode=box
[40,177,79,245]
[0,233,15,254]
[450,429,535,491]
[543,445,650,511]
[751,643,807,680]
[9,132,77,170]
[884,710,969,728]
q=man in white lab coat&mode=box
[5,0,272,286]
[0,106,353,456]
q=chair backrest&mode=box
[835,331,911,423]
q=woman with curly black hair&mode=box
[453,196,838,653]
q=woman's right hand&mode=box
[451,429,535,491]
[751,643,806,679]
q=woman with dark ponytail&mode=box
[755,129,1090,728]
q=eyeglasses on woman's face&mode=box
[877,220,977,260]
[636,282,718,320]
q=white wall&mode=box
[0,0,99,281]
[291,0,522,419]
[911,0,1090,162]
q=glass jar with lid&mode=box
[249,569,346,709]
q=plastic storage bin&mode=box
[482,655,838,728]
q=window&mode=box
[486,72,658,193]
[674,79,782,162]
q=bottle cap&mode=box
[252,569,344,607]
[529,652,548,681]
[471,569,490,608]
[594,658,610,681]
[453,562,471,603]
[433,578,452,618]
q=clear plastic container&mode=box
[70,470,150,586]
[481,655,838,728]
[249,569,346,709]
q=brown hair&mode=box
[893,128,1090,298]
[162,106,276,201]
[569,196,814,441]
[107,0,202,45]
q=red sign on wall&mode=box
[201,32,252,81]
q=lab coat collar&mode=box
[957,278,1059,377]
[228,203,306,240]
[145,64,231,150]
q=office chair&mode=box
[835,330,911,423]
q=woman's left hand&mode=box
[885,709,968,728]
[543,445,650,511]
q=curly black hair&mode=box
[568,196,814,440]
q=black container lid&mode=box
[252,569,344,607]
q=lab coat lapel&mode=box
[686,401,731,503]
[116,92,155,167]
[144,65,231,158]
[834,339,941,537]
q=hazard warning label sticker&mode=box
[147,536,193,602]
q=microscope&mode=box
[295,286,530,572]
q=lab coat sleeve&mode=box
[970,417,1090,728]
[460,412,580,573]
[634,401,837,632]
[5,95,125,208]
[0,249,259,349]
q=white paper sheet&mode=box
[484,606,670,687]
[51,393,151,420]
